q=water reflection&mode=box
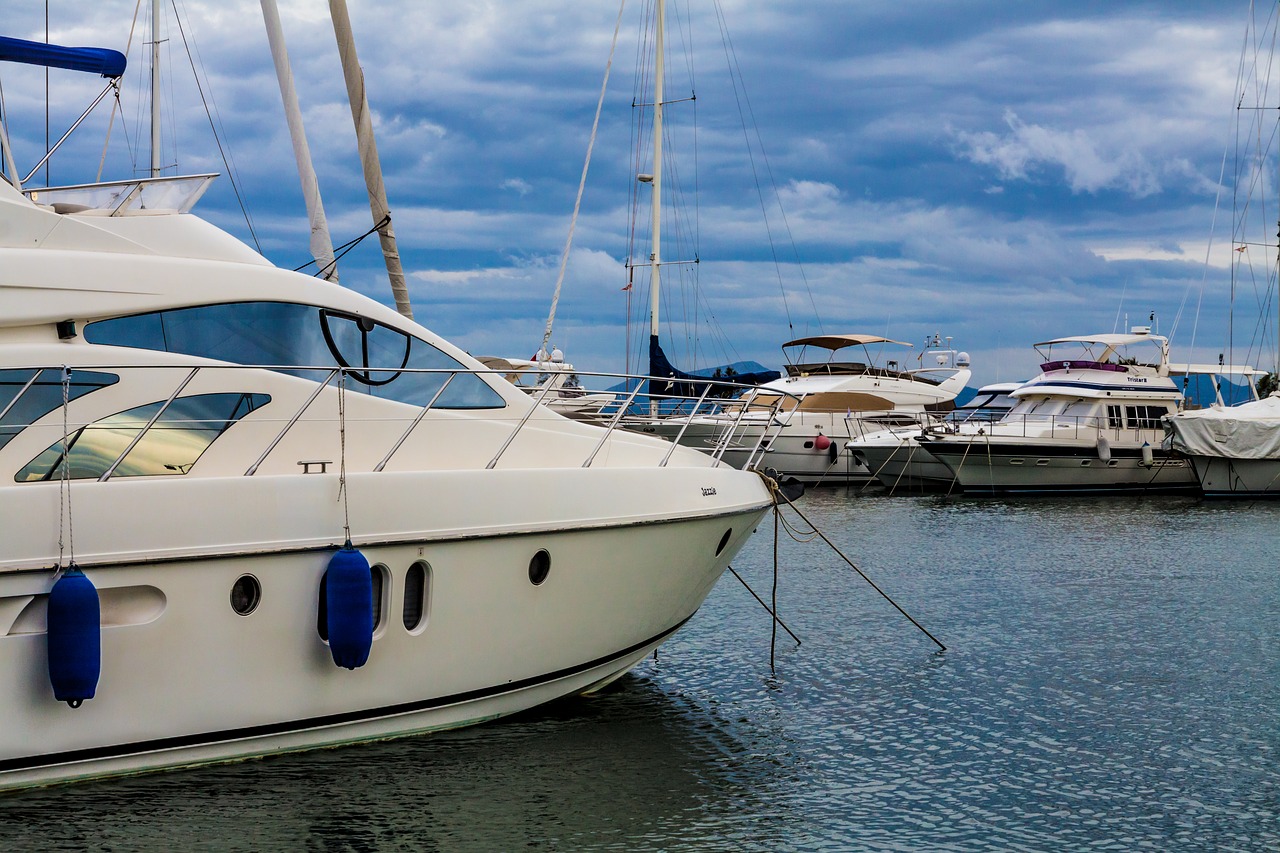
[1,495,1277,851]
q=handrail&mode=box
[11,362,801,478]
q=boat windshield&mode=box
[84,301,505,409]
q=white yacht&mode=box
[477,353,616,422]
[916,330,1196,494]
[847,382,1021,493]
[641,334,971,485]
[0,37,773,791]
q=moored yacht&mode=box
[917,330,1196,494]
[847,381,1021,493]
[0,34,773,790]
[1167,394,1280,497]
[640,333,971,485]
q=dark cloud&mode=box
[1,1,1267,382]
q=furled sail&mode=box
[0,35,126,78]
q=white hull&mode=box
[851,437,953,492]
[0,467,768,789]
[1183,456,1280,497]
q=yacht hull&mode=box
[0,467,770,790]
[919,439,1198,494]
[1184,456,1280,497]
[851,439,954,493]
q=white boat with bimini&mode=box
[646,333,971,485]
[0,26,773,790]
[917,330,1196,494]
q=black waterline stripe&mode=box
[0,616,691,775]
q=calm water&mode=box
[3,492,1278,851]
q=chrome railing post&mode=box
[487,376,562,470]
[374,372,457,472]
[582,380,647,468]
[659,381,715,467]
[99,367,200,482]
[246,368,340,476]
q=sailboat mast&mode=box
[327,0,414,320]
[150,0,161,176]
[648,0,665,341]
[261,0,339,283]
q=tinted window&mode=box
[17,392,268,481]
[85,302,504,409]
[0,369,118,453]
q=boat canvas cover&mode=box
[1169,396,1280,458]
[0,35,126,78]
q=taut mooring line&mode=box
[728,565,802,647]
[773,488,946,652]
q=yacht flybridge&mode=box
[0,33,773,789]
[917,330,1196,494]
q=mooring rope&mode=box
[57,365,75,572]
[761,473,946,652]
[337,370,351,545]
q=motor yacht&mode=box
[847,381,1021,493]
[916,330,1195,494]
[0,36,773,790]
[636,334,971,485]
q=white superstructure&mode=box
[917,331,1196,494]
[0,149,772,789]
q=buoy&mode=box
[1141,441,1154,468]
[813,434,832,451]
[325,545,373,669]
[47,567,100,708]
[1096,434,1111,462]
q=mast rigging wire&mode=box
[541,1,628,358]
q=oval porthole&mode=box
[403,561,429,631]
[230,575,261,616]
[529,550,551,586]
[715,528,733,557]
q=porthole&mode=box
[371,564,387,632]
[529,550,551,585]
[1080,459,1092,467]
[403,561,430,631]
[715,528,733,557]
[230,575,261,616]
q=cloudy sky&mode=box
[3,1,1279,386]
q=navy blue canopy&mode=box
[0,35,126,78]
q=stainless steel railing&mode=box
[1,364,799,480]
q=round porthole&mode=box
[528,550,551,585]
[230,575,261,616]
[715,528,733,557]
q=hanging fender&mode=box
[325,545,374,669]
[47,566,101,708]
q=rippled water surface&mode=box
[3,492,1278,851]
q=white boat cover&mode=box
[1169,395,1280,458]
